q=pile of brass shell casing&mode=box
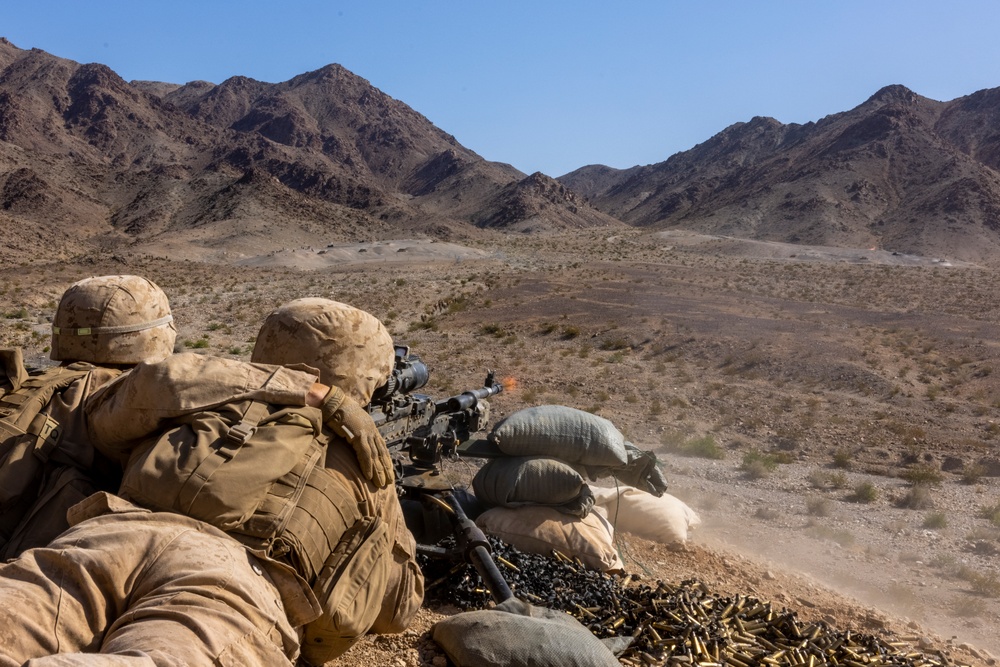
[420,537,966,667]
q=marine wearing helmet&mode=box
[50,275,176,365]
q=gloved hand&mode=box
[320,386,394,488]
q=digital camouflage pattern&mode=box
[51,275,176,365]
[85,352,423,665]
[252,298,393,405]
[0,493,300,666]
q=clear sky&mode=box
[4,1,1000,177]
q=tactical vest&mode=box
[118,398,391,666]
[0,348,124,556]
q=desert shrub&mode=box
[409,318,438,332]
[922,512,948,529]
[848,482,879,504]
[4,307,29,319]
[754,507,780,521]
[901,464,943,486]
[741,450,780,479]
[962,464,986,485]
[831,449,852,469]
[480,323,505,337]
[561,325,581,340]
[979,501,1000,527]
[950,596,988,619]
[956,567,1000,598]
[807,469,831,489]
[538,322,558,335]
[806,497,831,517]
[662,434,725,460]
[896,484,934,510]
[827,471,850,489]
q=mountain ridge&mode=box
[559,84,1000,262]
[3,37,1000,264]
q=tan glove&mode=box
[320,386,394,488]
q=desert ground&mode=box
[3,229,1000,666]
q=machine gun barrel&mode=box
[437,371,502,413]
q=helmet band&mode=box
[53,314,174,336]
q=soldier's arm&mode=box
[86,352,321,451]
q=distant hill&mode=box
[559,85,1000,263]
[0,38,620,263]
[4,36,1000,265]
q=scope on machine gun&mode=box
[367,345,502,473]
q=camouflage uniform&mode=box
[251,298,423,659]
[0,356,319,666]
[94,311,420,665]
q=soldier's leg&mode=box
[96,520,299,666]
[0,509,299,667]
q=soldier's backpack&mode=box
[116,393,391,666]
[0,347,114,555]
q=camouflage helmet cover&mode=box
[252,298,393,405]
[51,275,176,365]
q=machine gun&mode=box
[366,345,513,604]
[367,345,502,474]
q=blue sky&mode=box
[5,1,1000,176]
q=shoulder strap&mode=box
[0,365,94,507]
[0,365,93,436]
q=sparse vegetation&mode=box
[806,497,831,517]
[848,482,879,504]
[980,501,1000,527]
[661,433,726,460]
[831,449,852,469]
[900,464,943,486]
[897,484,934,510]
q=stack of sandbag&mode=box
[590,484,701,549]
[472,456,595,517]
[472,405,653,572]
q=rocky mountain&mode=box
[0,38,620,263]
[560,85,1000,263]
[5,35,1000,266]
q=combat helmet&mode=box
[51,275,176,365]
[252,298,393,405]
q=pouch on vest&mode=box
[120,400,325,534]
[300,515,392,666]
[0,361,93,510]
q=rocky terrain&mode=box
[3,233,1000,665]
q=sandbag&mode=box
[476,505,623,572]
[489,405,628,468]
[472,456,594,517]
[591,484,701,547]
[433,597,628,667]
